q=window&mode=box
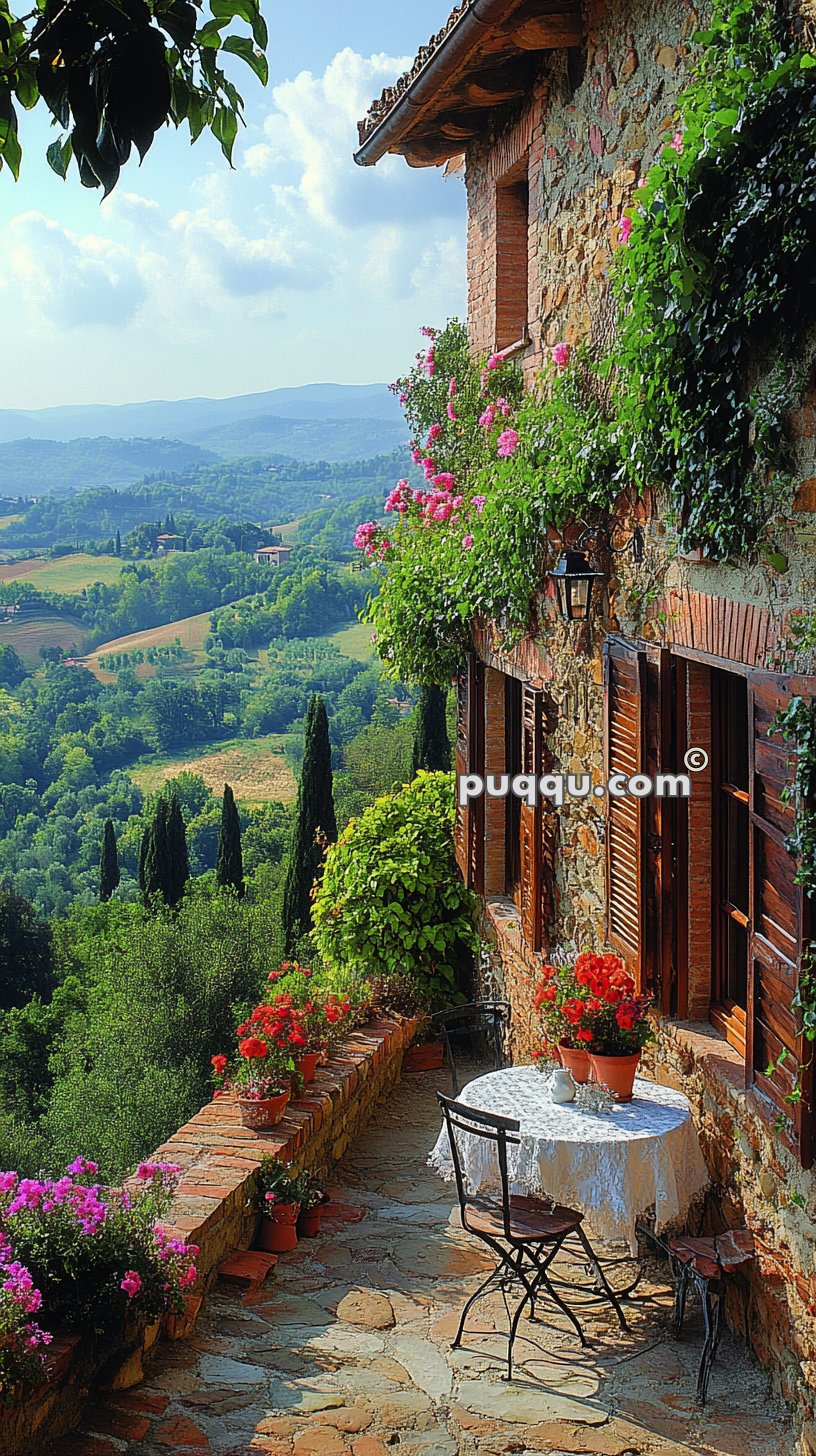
[604,630,814,1165]
[710,670,750,1054]
[495,161,529,351]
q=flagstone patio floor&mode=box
[52,1071,792,1456]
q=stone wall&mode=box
[0,1017,414,1456]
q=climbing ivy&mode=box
[613,0,816,559]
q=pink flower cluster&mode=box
[497,428,520,458]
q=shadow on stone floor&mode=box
[49,1070,794,1456]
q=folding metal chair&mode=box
[431,1000,511,1095]
[636,1223,755,1403]
[438,1092,627,1378]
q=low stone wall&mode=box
[0,1015,414,1456]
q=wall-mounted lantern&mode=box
[547,525,644,623]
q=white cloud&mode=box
[3,212,147,329]
[171,206,327,298]
[261,48,462,231]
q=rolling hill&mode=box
[0,382,402,446]
[0,437,217,495]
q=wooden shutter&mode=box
[454,653,484,892]
[520,683,544,951]
[748,670,814,1169]
[604,637,645,989]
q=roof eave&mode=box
[354,0,525,168]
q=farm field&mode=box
[327,620,374,661]
[129,734,296,804]
[83,610,213,680]
[0,612,89,665]
[0,553,127,593]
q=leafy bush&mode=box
[312,772,477,1007]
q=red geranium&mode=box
[239,1037,268,1060]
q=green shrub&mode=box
[312,772,477,1007]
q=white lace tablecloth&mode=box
[428,1066,709,1250]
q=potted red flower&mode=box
[533,960,597,1083]
[255,1160,311,1253]
[296,1181,328,1239]
[534,951,654,1096]
[574,952,654,1100]
[212,1011,294,1130]
[265,964,353,1084]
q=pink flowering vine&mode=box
[120,1270,142,1299]
[479,405,496,430]
[669,130,684,154]
[497,428,520,458]
[551,342,570,369]
[463,534,474,550]
[618,214,633,245]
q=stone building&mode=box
[356,0,816,1438]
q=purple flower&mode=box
[67,1157,98,1178]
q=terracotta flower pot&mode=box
[296,1052,321,1085]
[403,1040,444,1073]
[256,1214,299,1253]
[589,1052,641,1101]
[297,1206,323,1238]
[237,1088,290,1130]
[557,1043,593,1084]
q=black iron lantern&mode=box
[547,550,605,623]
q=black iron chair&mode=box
[431,1000,511,1096]
[636,1222,755,1404]
[438,1092,627,1378]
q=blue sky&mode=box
[0,1,466,409]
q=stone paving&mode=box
[53,1072,792,1456]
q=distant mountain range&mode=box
[0,383,406,495]
[0,383,402,445]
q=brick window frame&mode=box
[494,156,530,353]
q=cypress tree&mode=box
[166,792,190,907]
[216,783,244,897]
[114,528,121,557]
[282,695,337,952]
[411,685,451,777]
[99,819,121,902]
[138,823,151,895]
[142,797,169,902]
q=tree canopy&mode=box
[0,0,269,193]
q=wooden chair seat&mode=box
[668,1229,755,1282]
[466,1192,584,1243]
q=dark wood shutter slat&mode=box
[604,637,645,989]
[520,683,544,951]
[748,669,816,1169]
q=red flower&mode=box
[239,1037,268,1060]
[211,1054,227,1077]
[576,1029,594,1043]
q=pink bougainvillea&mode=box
[618,214,632,245]
[551,342,570,369]
[496,428,520,458]
[669,130,684,154]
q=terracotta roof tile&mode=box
[357,2,468,146]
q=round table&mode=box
[428,1065,709,1250]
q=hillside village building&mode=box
[357,0,816,1432]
